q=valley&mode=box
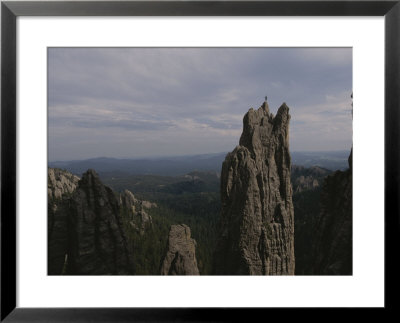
[49,149,345,275]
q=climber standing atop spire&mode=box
[265,95,268,101]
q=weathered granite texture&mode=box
[48,168,79,199]
[67,169,133,275]
[161,224,200,275]
[214,101,295,275]
[119,189,153,235]
[48,168,80,274]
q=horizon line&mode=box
[48,149,351,163]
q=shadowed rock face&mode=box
[311,149,352,275]
[48,168,80,274]
[68,169,133,275]
[214,101,295,275]
[161,224,200,275]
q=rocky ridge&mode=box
[48,168,80,274]
[291,165,331,193]
[48,168,155,275]
[214,101,295,275]
[119,189,154,235]
[48,168,80,199]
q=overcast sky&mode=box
[48,47,352,161]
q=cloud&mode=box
[48,47,352,161]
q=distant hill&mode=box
[49,150,350,177]
[49,153,227,177]
[291,150,350,171]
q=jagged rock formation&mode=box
[48,168,137,275]
[48,168,79,199]
[161,224,200,275]
[67,169,133,275]
[48,168,80,274]
[214,101,295,275]
[311,149,352,275]
[119,189,154,235]
[291,165,331,193]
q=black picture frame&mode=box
[1,0,399,321]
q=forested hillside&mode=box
[103,171,220,274]
[48,161,343,275]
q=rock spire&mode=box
[214,101,295,275]
[68,169,133,275]
[161,224,200,275]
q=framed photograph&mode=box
[1,0,399,321]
